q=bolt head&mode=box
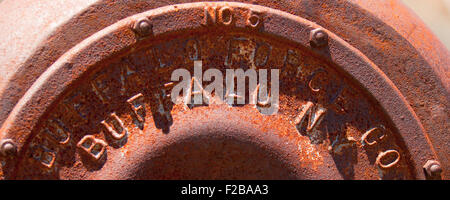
[139,21,150,31]
[247,15,260,28]
[315,32,325,40]
[430,163,442,174]
[310,28,329,47]
[133,18,152,36]
[1,139,17,157]
[424,160,442,176]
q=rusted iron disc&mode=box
[0,1,448,180]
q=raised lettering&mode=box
[246,9,263,28]
[91,73,112,103]
[127,93,146,124]
[120,59,137,95]
[77,135,107,160]
[30,139,57,169]
[185,39,200,61]
[252,42,271,67]
[101,113,128,140]
[295,102,327,134]
[63,91,89,122]
[203,6,234,26]
[42,118,70,145]
[376,149,400,169]
[203,6,217,25]
[308,69,327,92]
[361,125,386,146]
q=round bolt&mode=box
[423,160,442,177]
[430,164,442,174]
[310,28,329,47]
[0,139,17,157]
[133,18,152,36]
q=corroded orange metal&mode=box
[0,0,448,180]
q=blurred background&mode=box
[402,0,450,50]
[0,0,448,49]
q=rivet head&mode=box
[0,139,17,157]
[310,28,328,48]
[133,18,152,37]
[430,164,442,174]
[424,160,442,177]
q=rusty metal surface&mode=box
[0,1,448,180]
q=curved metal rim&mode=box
[0,2,437,179]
